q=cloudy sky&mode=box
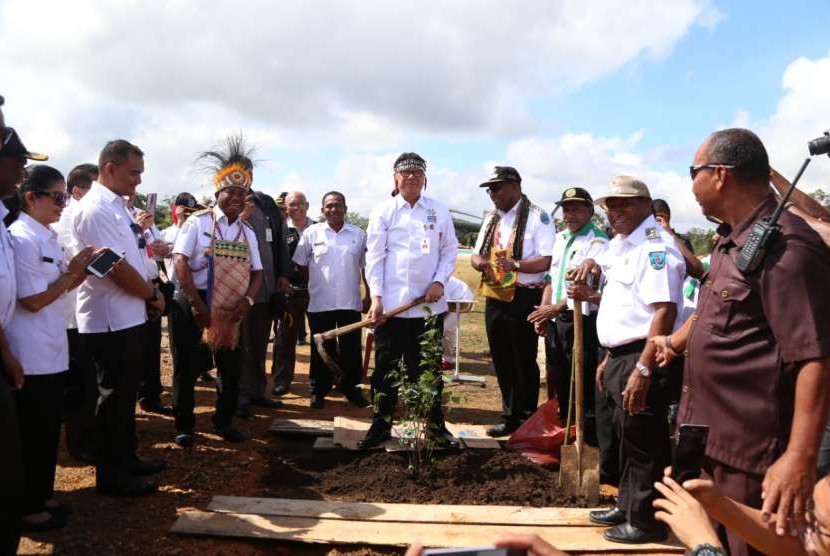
[2,0,829,229]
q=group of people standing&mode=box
[2,87,829,556]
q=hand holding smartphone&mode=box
[86,248,124,278]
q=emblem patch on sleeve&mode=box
[648,251,666,270]
[540,212,550,225]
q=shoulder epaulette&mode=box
[192,208,212,217]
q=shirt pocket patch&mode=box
[703,276,753,339]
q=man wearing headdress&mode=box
[358,152,459,449]
[471,167,554,437]
[171,135,263,447]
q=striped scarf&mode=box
[478,194,531,260]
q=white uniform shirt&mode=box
[173,205,263,291]
[293,222,366,313]
[7,213,69,375]
[0,203,17,327]
[71,182,148,334]
[366,195,457,318]
[547,225,608,315]
[160,225,180,287]
[445,276,474,302]
[473,200,555,285]
[53,197,80,328]
[595,214,685,348]
[127,206,160,281]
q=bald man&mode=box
[271,191,313,395]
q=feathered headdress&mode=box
[199,134,255,192]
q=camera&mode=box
[808,130,830,157]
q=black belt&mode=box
[606,339,647,358]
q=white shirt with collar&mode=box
[53,197,80,328]
[127,205,160,281]
[595,214,685,348]
[473,198,555,286]
[71,181,149,334]
[0,203,17,327]
[173,205,263,291]
[7,212,69,375]
[366,194,458,318]
[547,225,609,315]
[293,221,366,313]
[161,225,181,287]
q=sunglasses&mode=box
[34,190,70,206]
[129,222,147,249]
[486,184,506,195]
[689,163,736,180]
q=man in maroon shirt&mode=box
[654,128,830,556]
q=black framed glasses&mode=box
[396,170,425,179]
[129,222,147,249]
[689,163,736,180]
[35,190,70,206]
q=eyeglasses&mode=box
[486,184,505,195]
[396,170,425,179]
[129,222,147,249]
[34,190,70,206]
[689,163,735,180]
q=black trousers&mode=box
[272,290,309,390]
[371,315,445,425]
[83,324,145,480]
[307,310,362,396]
[544,312,599,426]
[239,302,274,404]
[138,315,163,401]
[64,328,97,457]
[485,287,542,424]
[603,343,670,530]
[170,290,240,433]
[0,359,23,555]
[14,371,68,515]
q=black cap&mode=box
[173,192,203,209]
[479,166,521,187]
[652,198,671,217]
[0,127,47,161]
[556,187,593,206]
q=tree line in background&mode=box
[134,189,830,257]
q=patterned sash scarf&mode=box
[202,214,251,351]
[478,195,531,302]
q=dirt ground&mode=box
[18,267,548,555]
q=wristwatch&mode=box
[635,361,652,378]
[691,544,725,556]
[244,295,255,306]
[513,260,521,271]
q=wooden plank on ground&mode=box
[207,496,593,525]
[444,423,501,449]
[268,418,333,437]
[171,511,682,552]
[333,416,398,450]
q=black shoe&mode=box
[139,397,173,415]
[97,476,157,497]
[603,522,667,544]
[272,384,290,396]
[343,389,370,408]
[44,503,72,520]
[126,457,166,476]
[175,432,196,448]
[486,422,520,437]
[214,425,244,443]
[198,371,215,383]
[357,421,391,450]
[21,512,67,532]
[235,404,252,419]
[249,397,283,409]
[310,394,325,409]
[431,426,461,449]
[68,449,95,464]
[589,507,626,526]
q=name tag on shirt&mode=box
[421,238,431,254]
[265,228,273,243]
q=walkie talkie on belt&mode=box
[736,158,811,273]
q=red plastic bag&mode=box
[505,399,575,467]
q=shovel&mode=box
[313,296,426,385]
[558,300,600,504]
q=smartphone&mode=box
[423,549,526,556]
[671,424,709,484]
[86,248,124,278]
[145,192,158,216]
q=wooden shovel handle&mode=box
[317,296,427,342]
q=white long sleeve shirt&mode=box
[366,195,457,318]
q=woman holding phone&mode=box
[6,165,95,531]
